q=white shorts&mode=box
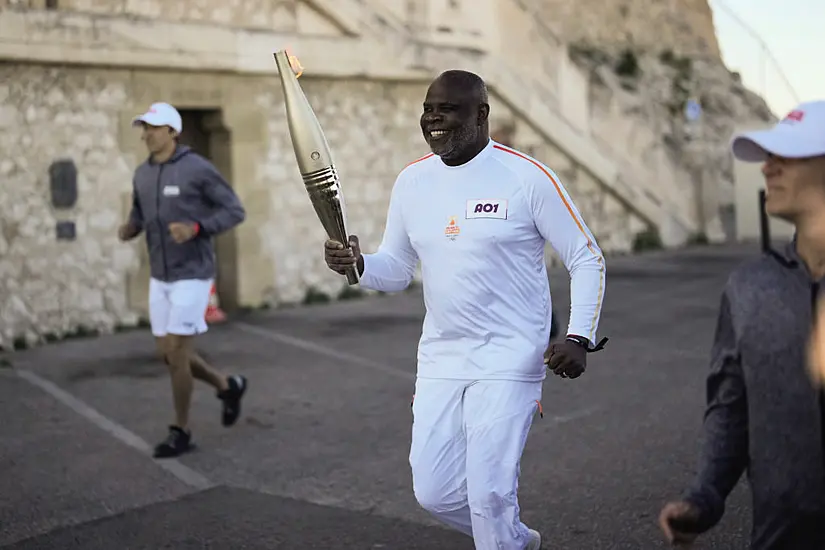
[148,277,213,337]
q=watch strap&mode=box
[565,334,609,353]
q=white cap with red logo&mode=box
[731,100,825,162]
[132,102,183,133]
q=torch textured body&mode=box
[273,50,359,285]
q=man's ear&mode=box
[478,103,490,126]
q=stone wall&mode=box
[0,0,774,350]
[0,62,638,350]
[486,110,647,253]
[538,0,721,59]
[2,0,298,30]
[0,65,140,349]
[252,78,429,305]
[561,29,775,242]
[528,0,774,242]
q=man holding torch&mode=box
[324,70,607,549]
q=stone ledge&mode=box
[0,10,424,79]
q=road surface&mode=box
[0,244,764,549]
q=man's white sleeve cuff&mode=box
[566,328,596,348]
[359,253,379,290]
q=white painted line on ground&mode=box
[544,405,601,425]
[234,322,602,425]
[234,321,416,381]
[16,369,215,491]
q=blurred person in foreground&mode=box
[324,70,607,549]
[659,101,825,549]
[119,102,248,458]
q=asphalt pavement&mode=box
[0,243,768,549]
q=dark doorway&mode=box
[177,109,240,312]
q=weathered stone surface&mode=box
[537,0,774,242]
[0,66,142,350]
[6,0,301,32]
[0,0,776,350]
[539,0,720,59]
[489,98,648,252]
[0,62,645,349]
[255,79,436,304]
[571,48,773,242]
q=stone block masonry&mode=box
[0,66,141,350]
[538,0,721,59]
[0,62,644,351]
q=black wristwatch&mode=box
[565,335,590,349]
[566,334,609,353]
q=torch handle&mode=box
[301,166,360,286]
[344,265,360,285]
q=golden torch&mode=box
[273,48,359,285]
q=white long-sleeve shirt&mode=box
[360,139,606,382]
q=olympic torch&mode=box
[273,49,359,285]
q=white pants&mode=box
[148,278,213,337]
[409,378,542,549]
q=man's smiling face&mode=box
[419,77,487,163]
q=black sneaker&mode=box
[153,425,194,458]
[218,375,247,427]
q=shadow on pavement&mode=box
[5,486,471,550]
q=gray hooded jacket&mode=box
[684,239,825,549]
[128,145,245,282]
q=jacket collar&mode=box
[767,234,825,288]
[768,235,801,269]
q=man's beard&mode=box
[430,125,477,160]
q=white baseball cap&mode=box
[731,100,825,162]
[132,102,183,133]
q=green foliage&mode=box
[661,52,695,117]
[632,227,663,252]
[686,232,709,245]
[659,49,676,64]
[615,49,640,78]
[337,285,365,301]
[569,43,611,66]
[302,286,331,305]
[64,325,99,339]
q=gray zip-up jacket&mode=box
[128,145,245,282]
[684,239,825,549]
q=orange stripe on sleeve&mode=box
[404,153,434,169]
[493,144,604,340]
[493,144,595,250]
